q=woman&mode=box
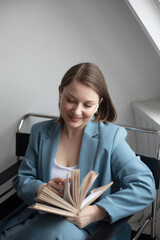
[0,63,155,240]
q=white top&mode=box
[51,159,77,179]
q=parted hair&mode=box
[57,62,117,123]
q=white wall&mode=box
[0,0,160,171]
[125,0,160,56]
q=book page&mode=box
[29,203,78,217]
[36,186,78,213]
[79,171,98,207]
[63,173,77,208]
[71,169,80,209]
[31,170,113,218]
[80,189,102,209]
[81,182,113,209]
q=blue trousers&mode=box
[1,213,131,240]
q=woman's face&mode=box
[59,79,100,130]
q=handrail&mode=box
[157,144,160,160]
[118,124,160,137]
[17,113,160,160]
[119,124,160,160]
[17,114,160,136]
[17,113,57,133]
[7,113,160,239]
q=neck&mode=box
[62,124,84,139]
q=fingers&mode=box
[66,217,76,225]
[47,185,63,197]
[66,206,97,229]
[66,216,83,229]
[37,183,47,195]
[46,177,65,197]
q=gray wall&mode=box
[0,0,160,171]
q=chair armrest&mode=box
[87,216,131,240]
[0,162,21,186]
[0,193,23,220]
[0,162,23,220]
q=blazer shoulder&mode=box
[99,122,128,149]
[30,118,58,135]
[99,122,126,135]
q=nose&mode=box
[72,104,82,115]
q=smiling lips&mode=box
[69,114,82,122]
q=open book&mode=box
[29,169,113,217]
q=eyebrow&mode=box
[66,93,97,103]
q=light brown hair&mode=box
[58,62,117,123]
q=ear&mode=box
[99,98,103,104]
[59,85,62,94]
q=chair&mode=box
[1,113,160,240]
[119,125,160,240]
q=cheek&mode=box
[84,109,95,118]
[60,101,71,113]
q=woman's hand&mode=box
[46,177,65,197]
[66,205,108,229]
[37,178,65,197]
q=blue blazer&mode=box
[0,119,155,234]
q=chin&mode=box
[64,119,84,129]
[63,114,91,128]
[67,121,83,128]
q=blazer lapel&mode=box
[39,120,100,184]
[78,121,100,183]
[40,122,62,182]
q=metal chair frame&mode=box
[119,124,160,240]
[1,113,160,240]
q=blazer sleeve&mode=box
[13,124,44,205]
[96,127,156,223]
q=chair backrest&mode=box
[139,155,160,190]
[16,132,30,158]
[15,117,160,239]
[15,117,160,190]
[119,124,160,240]
[16,113,56,161]
[16,136,160,188]
[1,114,160,240]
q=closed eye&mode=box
[66,98,75,103]
[84,104,92,108]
